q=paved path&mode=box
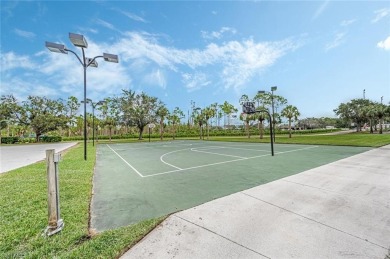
[122,145,390,259]
[0,142,78,173]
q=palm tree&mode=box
[239,113,255,138]
[203,105,216,139]
[375,103,388,134]
[156,103,169,140]
[168,107,184,140]
[193,108,205,139]
[281,105,300,138]
[219,101,237,128]
[254,110,268,139]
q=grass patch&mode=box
[207,133,390,147]
[0,143,164,258]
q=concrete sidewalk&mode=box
[0,142,78,173]
[122,145,390,259]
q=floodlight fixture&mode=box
[69,33,88,48]
[258,90,266,94]
[85,58,98,68]
[46,32,119,161]
[271,86,277,91]
[45,42,68,54]
[103,53,119,63]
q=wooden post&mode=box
[45,149,64,236]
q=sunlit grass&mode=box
[0,143,164,258]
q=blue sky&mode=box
[1,1,389,121]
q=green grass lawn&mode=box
[208,133,390,147]
[0,143,164,258]
[1,133,389,258]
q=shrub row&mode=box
[1,136,62,144]
[1,137,19,144]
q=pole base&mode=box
[44,219,64,236]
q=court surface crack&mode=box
[173,214,270,258]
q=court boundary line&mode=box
[160,149,185,170]
[143,146,319,178]
[106,144,144,177]
[190,148,247,159]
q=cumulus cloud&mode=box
[0,52,36,72]
[1,31,299,100]
[182,72,211,92]
[372,8,390,23]
[377,36,390,50]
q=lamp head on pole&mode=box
[69,33,88,48]
[103,53,119,63]
[271,86,277,91]
[85,58,98,68]
[45,42,68,54]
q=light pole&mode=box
[82,99,105,146]
[381,96,383,104]
[46,33,118,160]
[363,89,366,99]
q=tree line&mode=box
[1,91,389,143]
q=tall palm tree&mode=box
[254,110,268,139]
[219,101,237,127]
[203,105,216,139]
[375,103,388,134]
[156,103,169,140]
[168,107,184,140]
[281,105,300,138]
[193,108,205,139]
[239,113,255,138]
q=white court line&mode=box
[143,145,319,178]
[193,146,269,153]
[106,144,144,177]
[190,148,247,159]
[160,149,186,170]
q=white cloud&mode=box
[372,8,390,23]
[0,52,36,72]
[312,1,330,20]
[143,69,166,89]
[120,11,147,23]
[14,28,36,39]
[95,18,116,31]
[377,36,390,50]
[182,72,211,92]
[325,32,346,51]
[1,31,299,101]
[340,19,356,26]
[201,27,237,40]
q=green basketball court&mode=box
[91,140,371,231]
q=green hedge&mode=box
[39,135,62,142]
[1,136,19,144]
